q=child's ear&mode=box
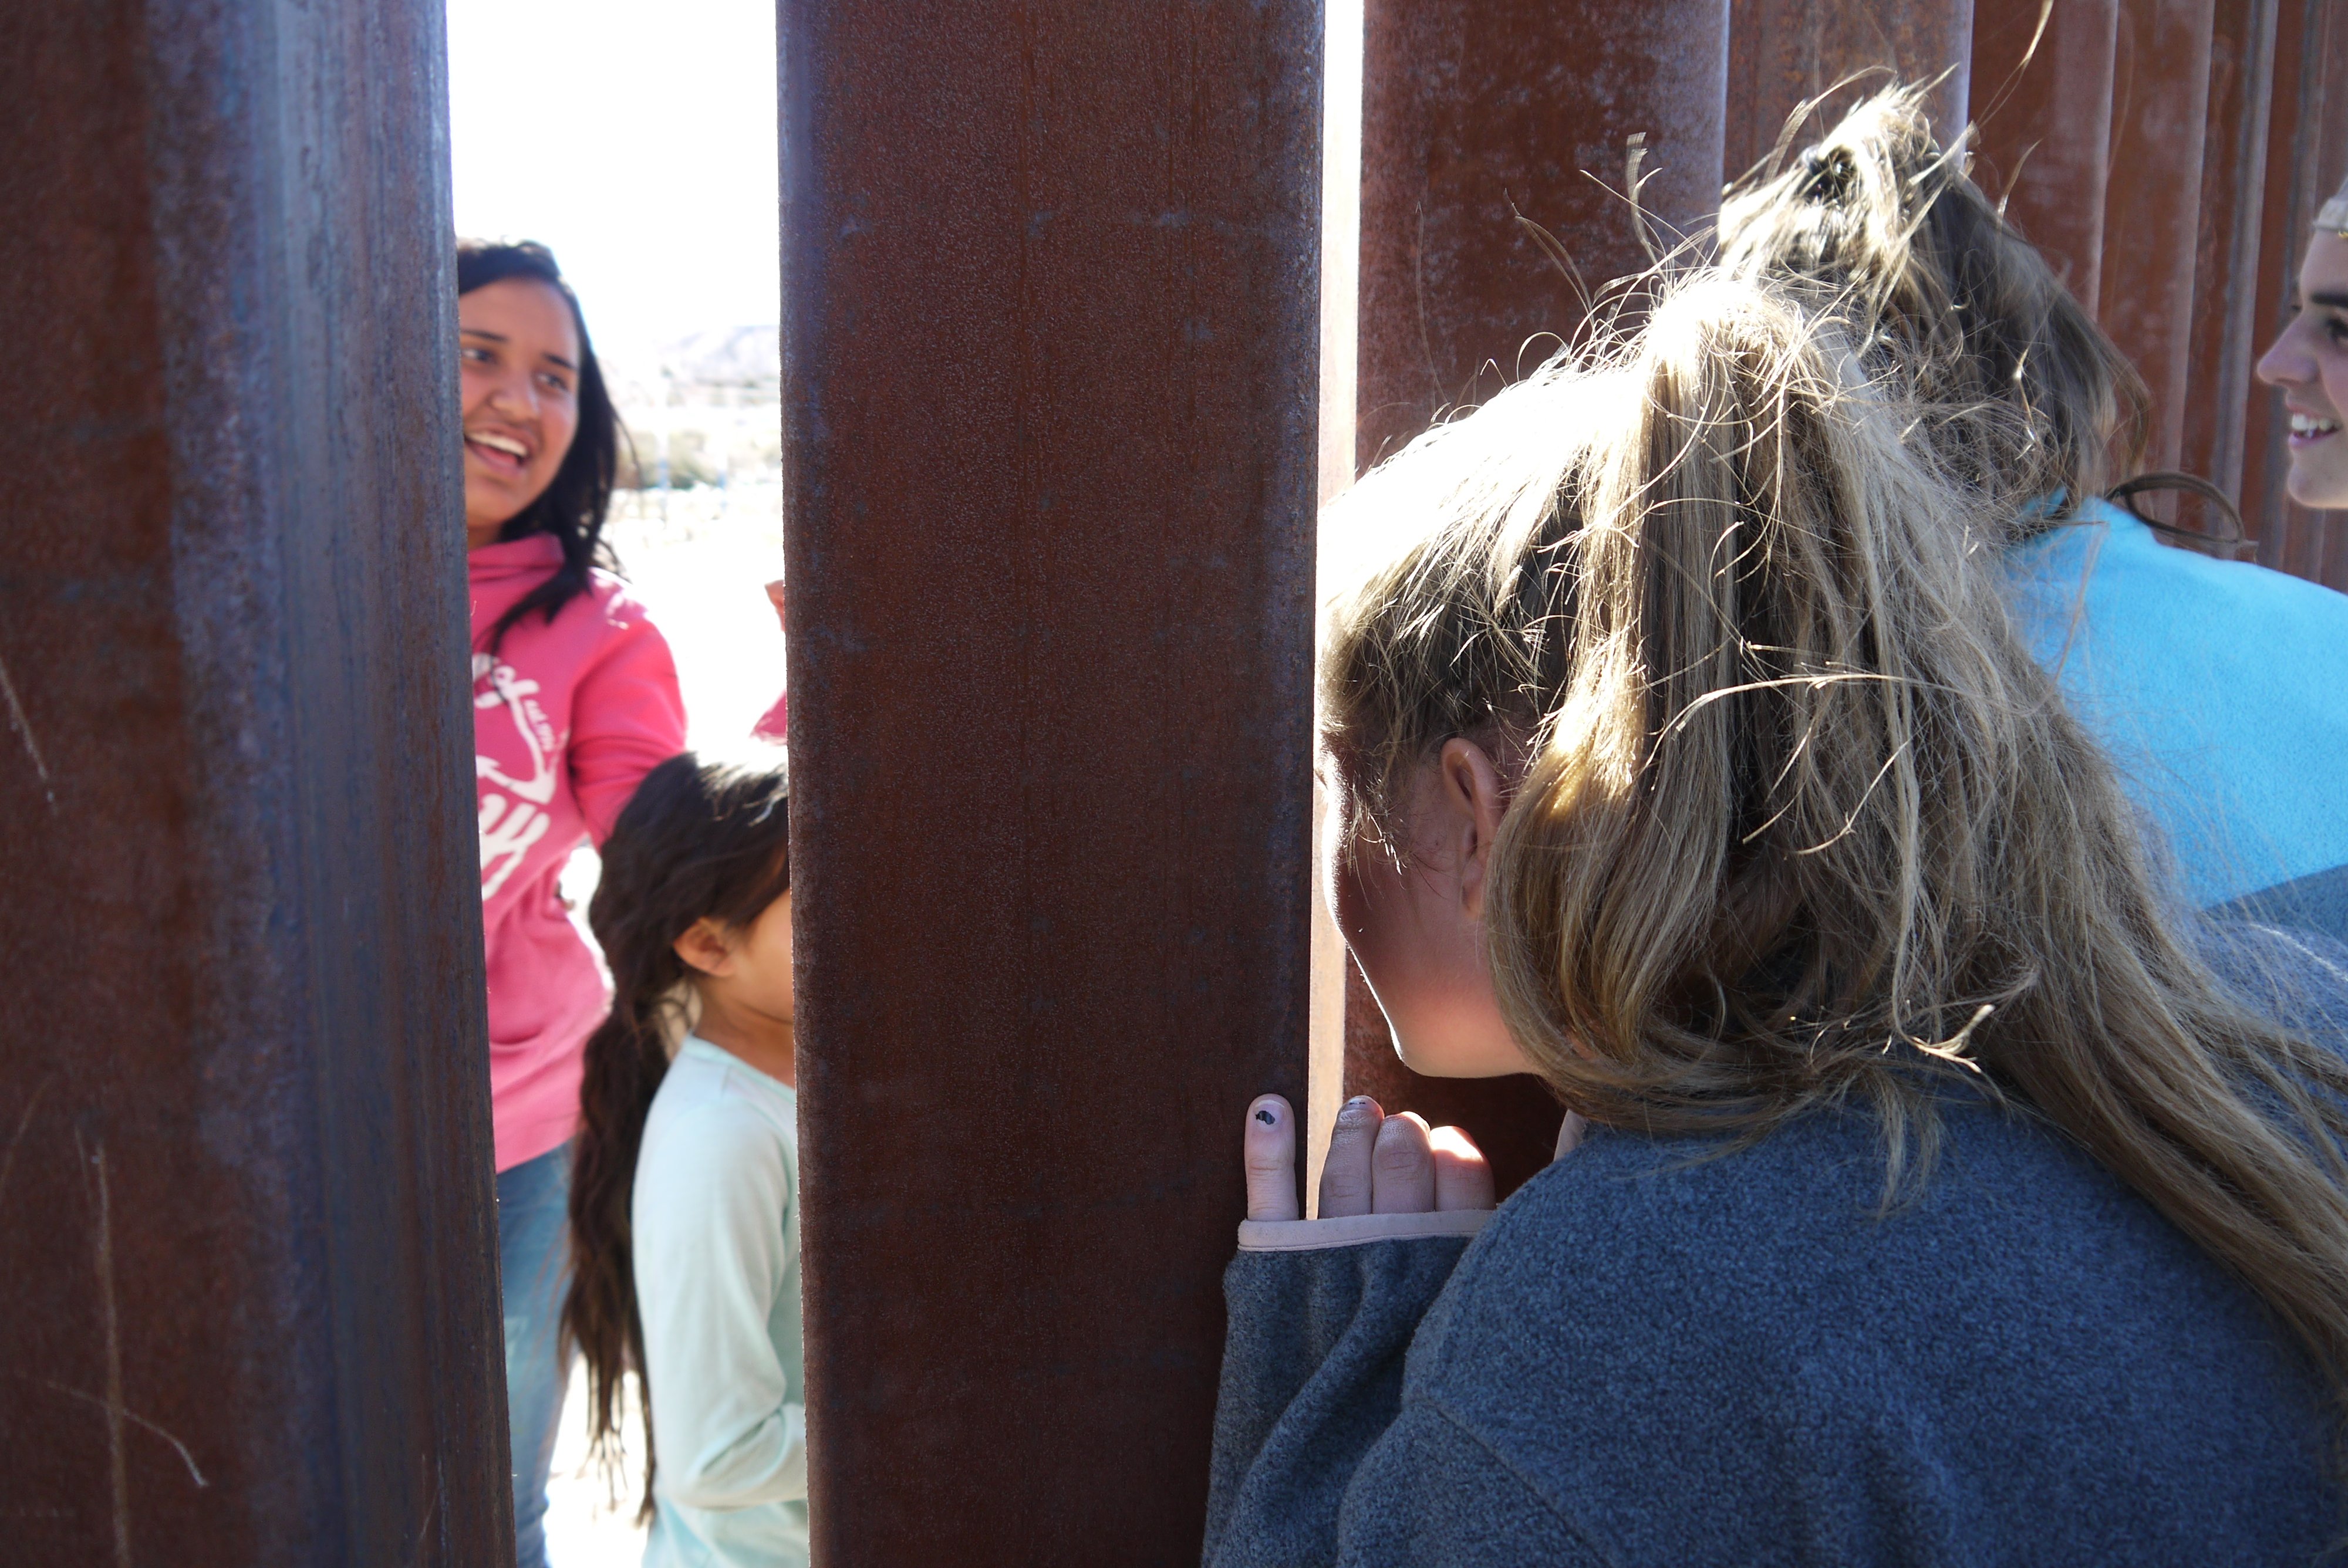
[673,917,737,979]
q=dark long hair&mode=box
[458,238,624,650]
[561,749,792,1519]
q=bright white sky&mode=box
[446,0,781,367]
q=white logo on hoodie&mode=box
[475,651,566,901]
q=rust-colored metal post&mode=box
[2095,0,2218,475]
[2178,0,2280,519]
[1355,0,1732,470]
[2241,0,2348,585]
[780,1,1319,1561]
[1348,0,1730,1197]
[1723,0,1977,181]
[0,0,505,1564]
[1969,0,2118,313]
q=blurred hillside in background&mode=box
[609,325,782,492]
[592,323,789,752]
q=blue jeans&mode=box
[498,1142,573,1568]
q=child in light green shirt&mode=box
[565,750,807,1567]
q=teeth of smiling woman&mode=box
[471,432,528,458]
[2290,413,2342,437]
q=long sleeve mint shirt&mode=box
[633,1036,808,1567]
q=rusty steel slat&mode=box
[1970,0,2118,315]
[2095,0,2218,475]
[0,0,505,1564]
[2178,0,2280,523]
[1723,0,1977,182]
[1348,0,1729,1194]
[1353,0,1731,470]
[780,2,1318,1562]
[2241,0,2348,583]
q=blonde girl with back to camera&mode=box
[1203,271,2348,1566]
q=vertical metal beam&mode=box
[1723,0,1977,181]
[2242,0,2348,585]
[0,0,505,1564]
[1348,0,1729,1197]
[1355,0,1732,469]
[2180,0,2280,516]
[2096,0,2218,475]
[781,2,1319,1561]
[1970,0,2118,315]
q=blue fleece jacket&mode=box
[2005,500,2348,941]
[1206,930,2348,1567]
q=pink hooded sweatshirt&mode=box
[472,534,686,1171]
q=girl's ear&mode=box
[1438,737,1509,919]
[673,916,737,979]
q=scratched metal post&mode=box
[2093,0,2217,476]
[1722,0,1976,178]
[1970,0,2119,315]
[780,1,1321,1562]
[1355,0,1732,471]
[0,1,508,1563]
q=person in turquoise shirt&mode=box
[2004,496,2348,928]
[565,751,809,1568]
[1720,85,2348,942]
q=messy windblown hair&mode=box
[1320,272,2348,1403]
[1716,85,2153,530]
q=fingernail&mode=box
[1253,1104,1279,1126]
[1337,1096,1374,1123]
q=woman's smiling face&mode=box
[2256,231,2348,510]
[458,277,583,548]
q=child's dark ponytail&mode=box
[562,749,792,1520]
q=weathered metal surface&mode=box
[2178,0,2279,524]
[780,1,1320,1560]
[2242,0,2348,585]
[1724,0,1976,181]
[2095,0,2217,474]
[0,0,505,1564]
[1970,0,2118,315]
[1355,0,1731,469]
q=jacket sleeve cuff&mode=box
[1236,1208,1493,1252]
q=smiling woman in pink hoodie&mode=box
[457,238,687,1567]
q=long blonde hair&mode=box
[1321,273,2348,1394]
[1716,85,2151,526]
